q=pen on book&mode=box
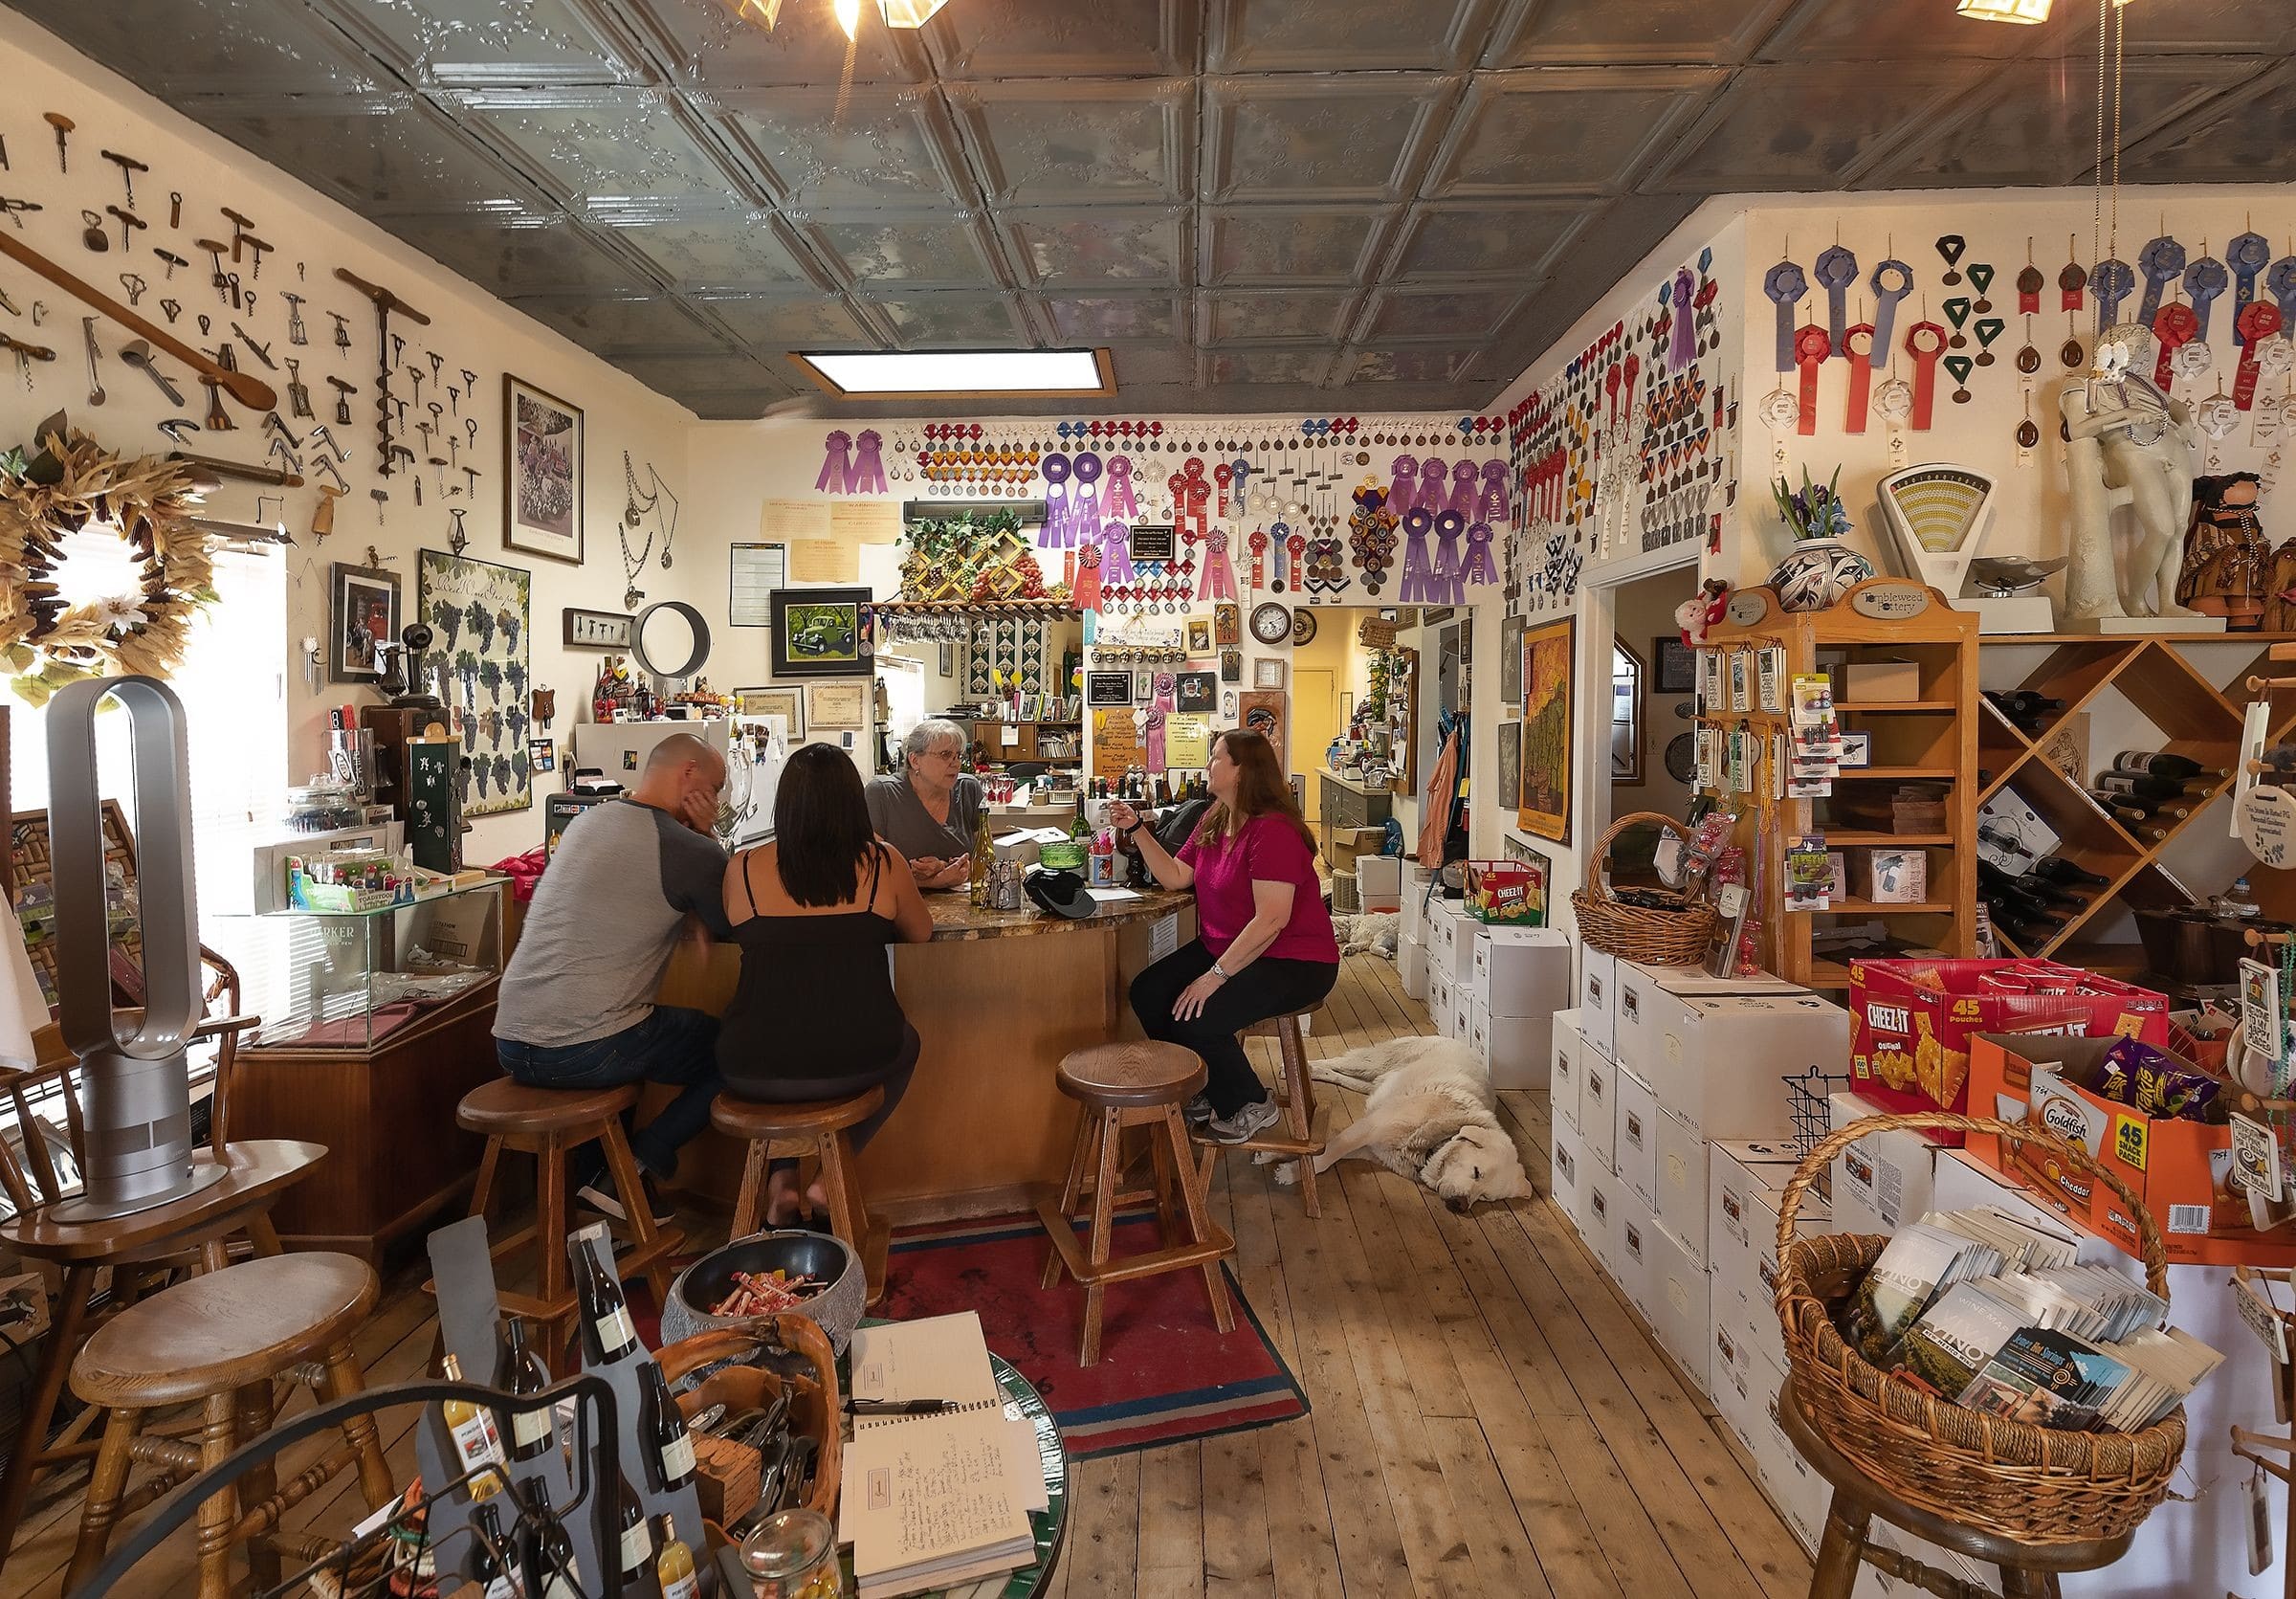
[844,1397,957,1415]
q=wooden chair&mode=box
[1037,1042,1235,1366]
[453,1077,683,1356]
[1192,1010,1324,1216]
[712,1088,891,1307]
[1778,1375,2132,1598]
[0,949,323,1565]
[64,1251,396,1599]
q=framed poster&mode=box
[1518,614,1575,844]
[563,607,632,649]
[1500,615,1526,707]
[503,374,583,565]
[329,562,399,682]
[806,680,868,729]
[1237,690,1287,766]
[729,542,788,626]
[1496,721,1522,816]
[417,549,534,815]
[1176,671,1217,712]
[769,587,873,678]
[1654,635,1697,695]
[736,685,804,737]
[1086,670,1135,708]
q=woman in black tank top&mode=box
[718,744,935,1227]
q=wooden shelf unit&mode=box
[1698,581,1980,989]
[1975,631,2291,965]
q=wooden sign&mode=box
[1358,616,1399,648]
[1092,708,1144,774]
[1849,580,1932,620]
[1725,589,1772,626]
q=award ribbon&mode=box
[1793,324,1830,436]
[1106,455,1138,520]
[1942,296,1973,349]
[2184,255,2229,342]
[1447,459,1481,521]
[1071,530,1102,612]
[1458,522,1500,587]
[1869,258,1913,365]
[1943,353,1975,404]
[1269,519,1290,593]
[1387,454,1419,518]
[1072,451,1103,539]
[1974,316,2006,366]
[2269,256,2296,330]
[1100,519,1135,587]
[2136,235,2185,328]
[1968,262,1995,312]
[1480,459,1511,522]
[1670,268,1698,368]
[816,429,852,494]
[849,428,888,494]
[2230,233,2271,342]
[2091,258,2134,332]
[1764,260,1807,372]
[2152,301,2199,390]
[1814,245,1859,355]
[1418,457,1450,516]
[2060,259,2086,312]
[1398,507,1435,604]
[1843,322,1877,434]
[1039,453,1071,546]
[2017,264,2044,316]
[1213,461,1231,519]
[1286,531,1308,598]
[1431,510,1467,606]
[2236,302,2284,411]
[1198,527,1237,603]
[1906,321,1947,431]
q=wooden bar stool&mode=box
[711,1088,890,1307]
[1192,1010,1325,1216]
[64,1252,397,1599]
[1036,1042,1236,1366]
[1777,1376,2132,1597]
[453,1079,683,1353]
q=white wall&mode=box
[0,25,703,867]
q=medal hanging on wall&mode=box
[1935,234,1967,286]
[2092,256,2134,333]
[2018,237,2044,315]
[2062,309,2086,371]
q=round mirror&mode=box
[632,600,710,682]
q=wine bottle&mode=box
[574,1241,638,1365]
[655,1515,701,1599]
[499,1317,552,1462]
[968,797,993,907]
[1069,792,1093,847]
[2084,789,2151,824]
[2033,855,2110,888]
[2095,771,2197,802]
[2113,749,2221,780]
[470,1502,522,1599]
[439,1354,507,1501]
[641,1360,696,1493]
[1987,690,2064,720]
[614,1468,651,1588]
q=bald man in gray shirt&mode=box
[495,733,731,1221]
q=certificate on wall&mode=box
[1093,709,1144,773]
[806,680,869,729]
[1164,713,1212,769]
[729,542,787,627]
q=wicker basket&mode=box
[1568,811,1718,966]
[1774,1110,2188,1545]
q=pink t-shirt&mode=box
[1179,813,1341,965]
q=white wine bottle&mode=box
[439,1354,506,1501]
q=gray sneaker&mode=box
[1205,1098,1281,1144]
[1184,1094,1214,1126]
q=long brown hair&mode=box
[1196,729,1316,855]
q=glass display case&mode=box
[239,880,503,1052]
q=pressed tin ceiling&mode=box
[11,0,2286,419]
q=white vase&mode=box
[1770,537,1874,612]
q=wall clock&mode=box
[1250,602,1292,645]
[1292,608,1317,646]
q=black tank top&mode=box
[717,848,907,1081]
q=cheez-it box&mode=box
[1847,958,2170,1143]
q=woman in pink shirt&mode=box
[1108,729,1339,1143]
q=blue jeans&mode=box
[495,1006,722,1183]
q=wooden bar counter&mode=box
[655,888,1196,1223]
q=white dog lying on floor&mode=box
[1279,1034,1534,1211]
[1330,909,1400,958]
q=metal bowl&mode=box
[662,1230,866,1355]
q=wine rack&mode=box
[1697,580,1980,988]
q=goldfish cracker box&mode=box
[1963,1032,2296,1269]
[1846,959,2170,1144]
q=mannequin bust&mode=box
[2058,327,2199,621]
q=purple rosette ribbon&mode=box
[1107,455,1138,519]
[849,428,887,495]
[1099,519,1136,586]
[816,430,852,494]
[1458,521,1499,587]
[1398,507,1435,604]
[1388,454,1419,518]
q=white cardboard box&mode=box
[1706,1139,1803,1291]
[1827,1091,1941,1235]
[1450,980,1472,1043]
[1645,1213,1711,1389]
[1649,1104,1735,1266]
[1614,1064,1662,1210]
[1469,925,1572,1017]
[1551,1114,1587,1233]
[1485,1011,1550,1091]
[1552,1009,1583,1132]
[1581,1046,1619,1174]
[1356,854,1402,899]
[1613,1183,1659,1320]
[1582,1168,1622,1284]
[1613,959,1800,1087]
[1718,1180,1831,1376]
[1427,969,1454,1035]
[1637,989,1848,1144]
[1400,934,1427,999]
[1578,944,1617,1059]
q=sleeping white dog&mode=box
[1282,1034,1534,1211]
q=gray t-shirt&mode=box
[494,799,733,1048]
[865,773,983,863]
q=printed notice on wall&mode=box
[729,542,787,627]
[832,500,903,544]
[790,539,859,583]
[760,499,830,542]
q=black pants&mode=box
[725,1023,923,1179]
[1129,943,1338,1118]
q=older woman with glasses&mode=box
[865,717,983,890]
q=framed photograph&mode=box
[1252,657,1286,690]
[417,549,534,816]
[1176,671,1217,712]
[806,680,868,729]
[1654,635,1697,694]
[1496,721,1522,815]
[563,607,632,650]
[1086,671,1135,708]
[1518,614,1576,844]
[1187,619,1213,654]
[1133,669,1156,701]
[1500,615,1526,707]
[736,685,805,737]
[503,374,583,565]
[937,642,955,677]
[769,587,873,678]
[328,562,399,682]
[1221,649,1243,683]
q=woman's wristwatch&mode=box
[1210,960,1231,980]
[1120,819,1144,838]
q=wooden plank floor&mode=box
[1,954,1812,1599]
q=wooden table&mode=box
[657,889,1194,1223]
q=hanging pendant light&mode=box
[876,0,950,23]
[1956,0,2052,19]
[830,0,864,37]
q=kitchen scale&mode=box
[1871,464,2037,632]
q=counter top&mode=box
[925,887,1191,942]
[1320,766,1392,797]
